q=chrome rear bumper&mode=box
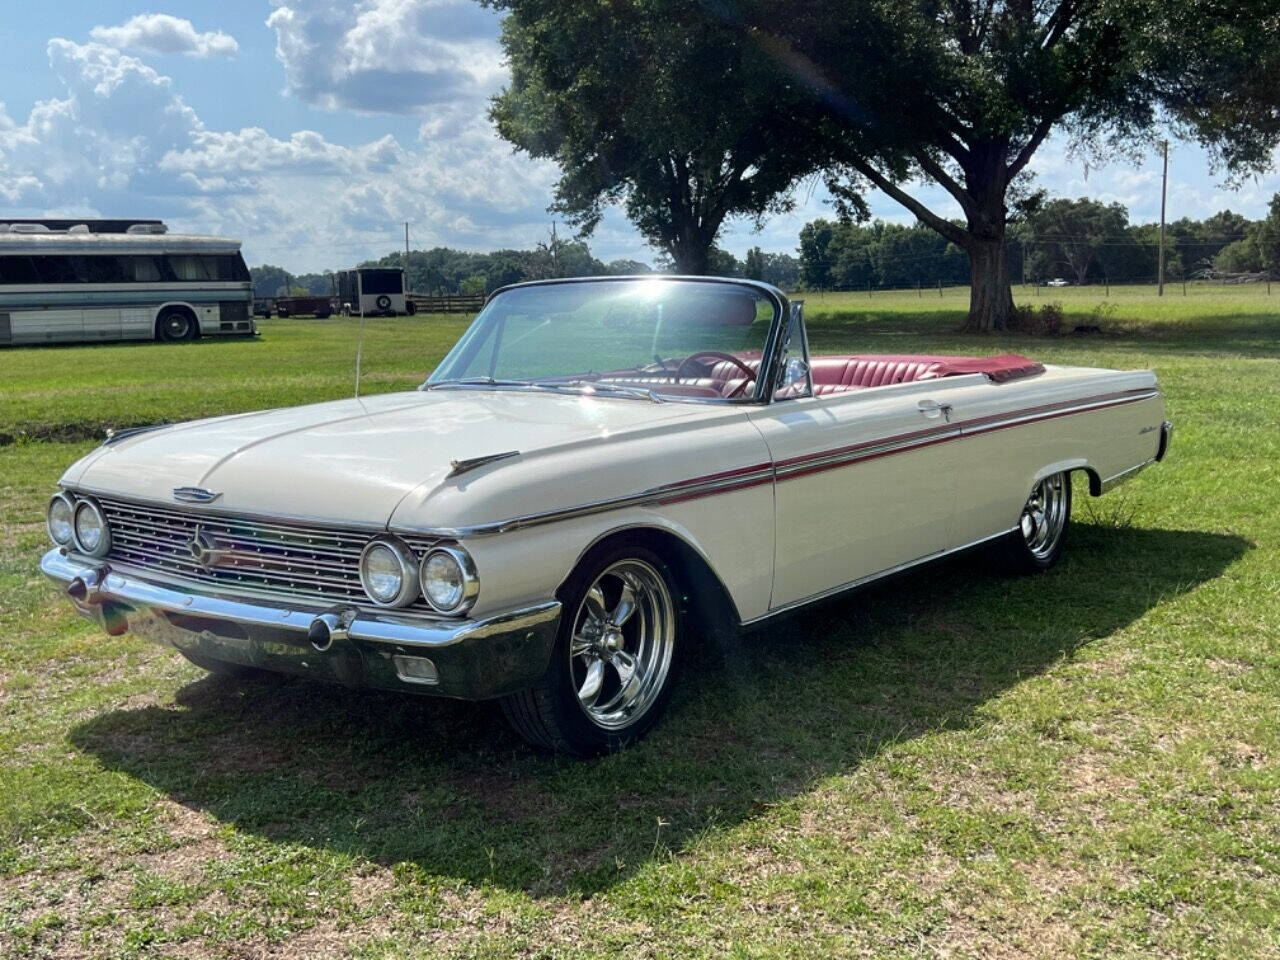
[41,548,560,699]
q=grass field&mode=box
[1,287,1278,958]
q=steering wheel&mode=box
[674,351,757,398]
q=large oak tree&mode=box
[487,0,821,274]
[753,0,1280,328]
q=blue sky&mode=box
[2,2,1278,273]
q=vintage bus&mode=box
[336,267,414,316]
[0,225,255,346]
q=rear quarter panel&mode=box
[944,365,1164,545]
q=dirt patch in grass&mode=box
[135,837,229,884]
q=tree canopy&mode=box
[487,0,821,274]
[750,0,1280,328]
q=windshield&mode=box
[426,278,779,402]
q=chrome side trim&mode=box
[742,528,1017,626]
[958,389,1158,438]
[40,548,559,651]
[396,463,776,539]
[1099,459,1155,493]
[773,426,959,480]
[399,388,1160,539]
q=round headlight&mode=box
[47,493,76,545]
[419,546,479,615]
[358,538,419,607]
[72,499,110,556]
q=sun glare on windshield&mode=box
[427,279,777,402]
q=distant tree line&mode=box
[250,239,800,298]
[796,195,1280,291]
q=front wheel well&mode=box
[561,527,741,641]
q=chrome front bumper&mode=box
[41,549,561,699]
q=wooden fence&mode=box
[406,293,486,314]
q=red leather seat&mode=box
[808,353,1043,396]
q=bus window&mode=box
[203,254,250,281]
[129,256,164,282]
[34,257,81,283]
[0,256,39,284]
[75,256,129,284]
[167,255,211,281]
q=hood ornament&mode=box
[173,486,222,504]
[448,451,520,477]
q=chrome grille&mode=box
[97,496,439,610]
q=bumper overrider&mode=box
[41,548,561,699]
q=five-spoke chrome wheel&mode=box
[999,471,1072,572]
[569,559,675,730]
[500,543,683,755]
[1020,473,1069,560]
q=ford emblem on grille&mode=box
[172,486,221,504]
[188,527,229,570]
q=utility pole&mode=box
[1158,140,1169,296]
[550,221,559,278]
[404,222,410,265]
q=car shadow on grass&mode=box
[70,524,1247,898]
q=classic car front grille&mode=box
[97,496,439,610]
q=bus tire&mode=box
[375,294,392,312]
[156,309,196,342]
[405,301,417,316]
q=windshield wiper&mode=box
[536,380,665,403]
[424,376,533,390]
[426,376,662,402]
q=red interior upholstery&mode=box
[597,353,1041,398]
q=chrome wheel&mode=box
[568,558,675,730]
[1020,473,1069,560]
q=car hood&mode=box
[64,389,715,527]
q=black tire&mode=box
[998,471,1072,573]
[316,308,331,319]
[178,649,267,679]
[156,310,196,342]
[501,541,684,756]
[405,301,417,316]
[375,294,392,312]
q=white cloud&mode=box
[90,14,239,58]
[265,0,503,113]
[0,38,563,271]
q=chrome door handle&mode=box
[917,399,953,421]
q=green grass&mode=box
[1,287,1278,957]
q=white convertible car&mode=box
[42,277,1171,754]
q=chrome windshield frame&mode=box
[421,275,793,405]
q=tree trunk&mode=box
[670,240,711,275]
[965,235,1016,332]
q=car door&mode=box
[747,314,967,611]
